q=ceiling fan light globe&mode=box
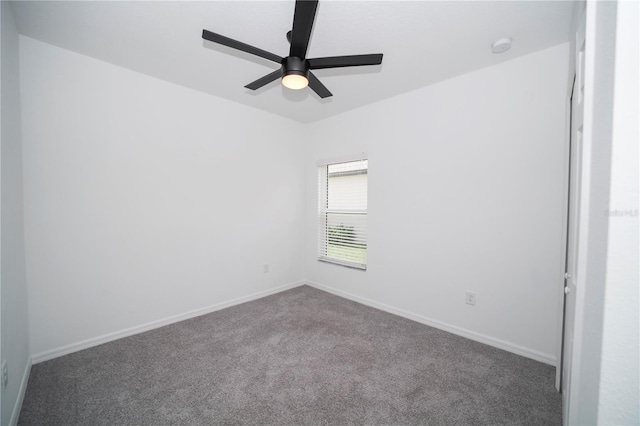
[282,73,309,90]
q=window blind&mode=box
[318,159,368,270]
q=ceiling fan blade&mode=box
[202,29,282,63]
[308,72,332,98]
[289,0,318,58]
[308,54,384,70]
[244,69,282,90]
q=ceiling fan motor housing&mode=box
[282,56,309,78]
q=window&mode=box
[318,159,368,269]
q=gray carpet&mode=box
[19,285,561,425]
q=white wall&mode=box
[19,36,307,360]
[1,2,31,425]
[568,1,618,423]
[599,2,640,422]
[305,44,570,364]
[17,18,573,376]
[568,1,639,424]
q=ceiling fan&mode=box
[202,0,383,98]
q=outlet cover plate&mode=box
[465,291,476,306]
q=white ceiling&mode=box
[11,1,575,123]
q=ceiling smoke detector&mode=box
[491,38,512,54]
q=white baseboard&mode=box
[31,279,555,366]
[305,281,556,365]
[31,281,305,364]
[9,357,32,426]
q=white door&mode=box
[561,10,586,424]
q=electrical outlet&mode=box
[2,360,8,390]
[263,263,269,273]
[465,291,476,306]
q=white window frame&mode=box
[317,154,368,270]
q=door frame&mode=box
[556,0,587,397]
[556,75,576,392]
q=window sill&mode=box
[318,257,367,271]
